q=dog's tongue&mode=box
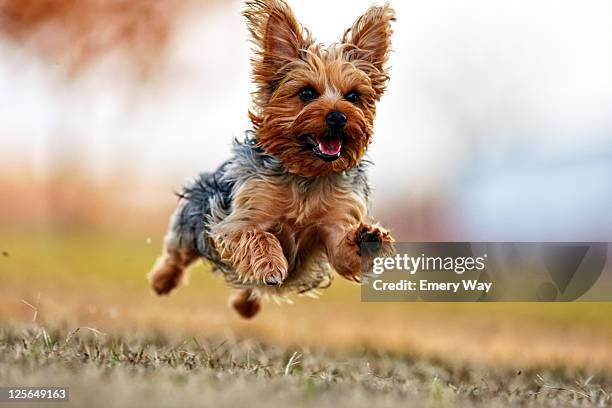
[317,136,342,156]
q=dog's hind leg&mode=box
[149,172,223,295]
[230,288,261,319]
[149,230,199,296]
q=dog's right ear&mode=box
[244,0,311,96]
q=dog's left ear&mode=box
[343,4,395,97]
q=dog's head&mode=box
[244,0,394,178]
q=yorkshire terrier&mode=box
[149,0,395,318]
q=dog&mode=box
[148,0,395,318]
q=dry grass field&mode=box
[1,225,612,407]
[2,325,612,408]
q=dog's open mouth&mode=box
[300,133,343,162]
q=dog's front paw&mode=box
[328,224,394,283]
[214,228,289,286]
[354,223,394,257]
[351,223,395,279]
[242,230,288,286]
[257,260,288,286]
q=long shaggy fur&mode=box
[149,0,395,318]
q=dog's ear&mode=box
[343,4,395,97]
[244,0,311,92]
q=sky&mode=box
[1,0,611,238]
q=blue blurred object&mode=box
[454,139,612,241]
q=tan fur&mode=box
[150,0,395,318]
[230,288,261,318]
[245,0,395,178]
[331,222,394,282]
[210,172,368,286]
[148,236,198,295]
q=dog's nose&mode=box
[326,111,347,128]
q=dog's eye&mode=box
[298,87,318,102]
[345,91,359,103]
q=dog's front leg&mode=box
[327,223,394,282]
[212,225,288,286]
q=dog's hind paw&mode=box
[230,289,261,318]
[149,257,184,295]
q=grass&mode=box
[2,225,612,406]
[3,225,612,322]
[1,324,611,408]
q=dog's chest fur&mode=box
[231,172,367,275]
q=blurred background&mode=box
[1,0,612,372]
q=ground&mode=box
[1,325,611,408]
[1,226,612,407]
